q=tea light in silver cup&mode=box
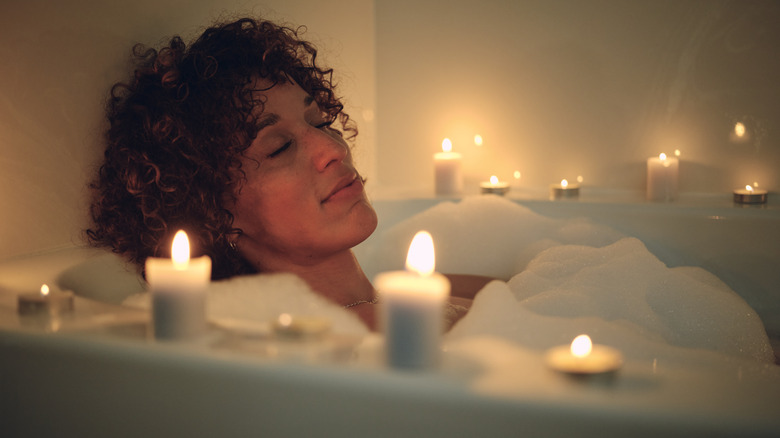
[733,185,767,204]
[480,175,510,196]
[545,334,623,376]
[550,179,580,200]
[18,284,74,316]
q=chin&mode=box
[350,201,379,246]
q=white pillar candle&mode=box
[145,230,211,340]
[646,153,679,201]
[376,231,450,371]
[480,175,510,196]
[434,138,463,196]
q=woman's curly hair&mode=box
[86,17,356,280]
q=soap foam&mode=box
[362,196,774,363]
[360,196,625,280]
[124,272,368,336]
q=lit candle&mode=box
[646,153,679,201]
[733,184,768,204]
[434,138,463,196]
[145,230,211,340]
[545,334,623,376]
[550,179,580,200]
[375,231,450,370]
[480,175,510,195]
[17,284,74,316]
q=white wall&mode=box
[375,0,780,195]
[0,0,375,261]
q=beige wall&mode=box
[0,0,375,261]
[2,0,779,261]
[375,0,780,195]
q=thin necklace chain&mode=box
[343,296,379,309]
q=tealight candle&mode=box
[434,138,463,196]
[145,230,211,340]
[375,231,450,370]
[480,175,510,196]
[646,153,679,201]
[733,185,767,204]
[550,179,579,200]
[545,334,623,376]
[17,284,74,316]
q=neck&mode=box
[289,250,376,306]
[246,248,375,307]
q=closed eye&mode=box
[268,141,292,158]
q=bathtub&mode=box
[1,192,779,437]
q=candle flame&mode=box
[441,138,452,153]
[474,134,483,146]
[746,185,754,193]
[278,313,293,327]
[571,334,592,358]
[659,153,667,160]
[40,284,50,296]
[490,175,499,185]
[406,231,435,276]
[513,170,521,180]
[561,179,569,189]
[674,149,681,157]
[171,230,190,269]
[735,122,746,138]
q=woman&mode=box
[87,17,477,330]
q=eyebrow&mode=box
[255,113,280,132]
[254,94,317,133]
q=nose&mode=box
[309,127,348,172]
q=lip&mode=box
[322,173,363,204]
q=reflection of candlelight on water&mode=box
[376,231,450,370]
[550,178,579,200]
[545,334,623,376]
[480,175,510,196]
[733,184,767,205]
[272,313,332,339]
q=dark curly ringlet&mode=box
[86,17,356,280]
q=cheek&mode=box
[232,173,311,234]
[232,179,274,229]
